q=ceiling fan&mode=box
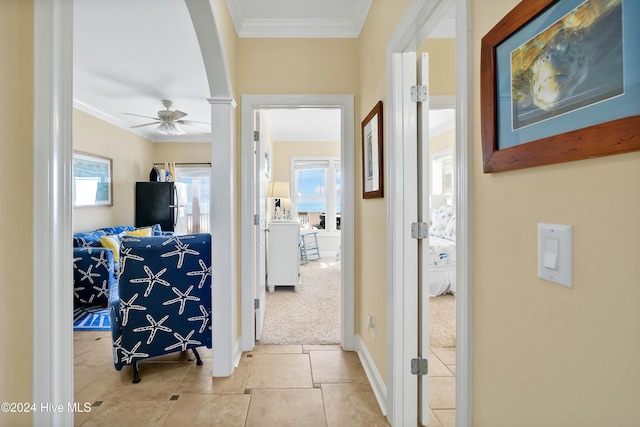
[124,99,209,136]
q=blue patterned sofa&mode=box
[109,233,212,383]
[72,225,169,306]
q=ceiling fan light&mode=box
[156,122,186,136]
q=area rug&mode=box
[258,258,341,345]
[73,306,111,331]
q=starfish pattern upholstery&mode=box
[109,233,212,383]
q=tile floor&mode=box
[74,331,455,426]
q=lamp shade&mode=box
[267,181,290,199]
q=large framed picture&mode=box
[481,0,640,173]
[72,151,113,207]
[362,101,384,199]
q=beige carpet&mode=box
[258,257,456,348]
[258,258,342,345]
[430,294,456,348]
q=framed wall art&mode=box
[72,151,113,207]
[480,0,640,173]
[362,101,384,198]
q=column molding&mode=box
[208,97,238,376]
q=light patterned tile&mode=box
[430,376,456,410]
[251,344,303,354]
[321,383,389,427]
[175,353,252,395]
[425,409,443,427]
[433,409,455,427]
[309,350,368,384]
[80,400,174,426]
[246,388,325,427]
[431,347,456,366]
[164,394,250,426]
[74,337,114,366]
[98,362,191,401]
[74,331,111,341]
[428,352,454,377]
[246,353,313,389]
[74,365,119,403]
[303,344,342,352]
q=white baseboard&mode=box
[355,334,387,416]
[233,337,243,368]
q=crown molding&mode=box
[238,18,359,38]
[226,0,372,38]
[73,99,211,143]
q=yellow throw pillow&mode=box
[125,227,152,237]
[100,235,120,263]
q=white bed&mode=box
[428,205,456,297]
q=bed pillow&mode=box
[429,205,455,238]
[442,214,456,241]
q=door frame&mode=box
[386,0,472,425]
[240,94,355,351]
[32,1,235,424]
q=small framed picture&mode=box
[362,101,384,199]
[72,151,113,207]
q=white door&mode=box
[417,52,432,425]
[254,111,268,340]
[394,50,433,427]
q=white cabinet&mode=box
[266,221,300,292]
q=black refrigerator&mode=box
[135,182,188,234]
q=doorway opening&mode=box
[257,108,343,345]
[240,95,355,353]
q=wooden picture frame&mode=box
[72,151,113,207]
[480,0,640,173]
[362,101,384,198]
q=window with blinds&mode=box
[431,149,454,196]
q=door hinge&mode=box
[410,84,429,103]
[254,298,260,309]
[411,222,429,240]
[254,214,260,225]
[411,357,428,375]
[254,131,260,142]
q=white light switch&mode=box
[538,223,572,287]
[543,237,559,270]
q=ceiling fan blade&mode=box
[178,119,211,126]
[123,112,160,120]
[170,110,187,121]
[130,122,159,128]
[176,123,187,135]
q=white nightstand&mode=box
[266,220,300,292]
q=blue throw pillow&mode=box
[100,225,135,235]
[73,231,106,248]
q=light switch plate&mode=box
[538,223,572,287]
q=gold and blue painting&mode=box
[481,0,640,172]
[510,0,623,130]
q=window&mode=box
[432,149,454,197]
[292,157,341,232]
[174,166,211,233]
